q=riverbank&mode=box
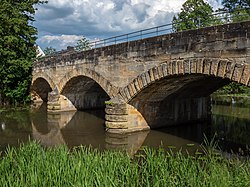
[0,142,249,186]
[211,94,250,107]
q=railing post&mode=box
[156,27,159,36]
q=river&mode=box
[0,98,249,156]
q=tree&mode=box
[75,36,91,52]
[222,0,250,12]
[0,0,46,105]
[221,0,250,22]
[215,82,250,95]
[172,0,214,32]
[44,46,57,56]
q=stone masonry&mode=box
[32,21,250,133]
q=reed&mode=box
[0,141,249,186]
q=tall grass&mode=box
[0,141,250,186]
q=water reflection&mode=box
[0,108,32,151]
[32,111,77,147]
[211,104,250,155]
[30,107,149,156]
[0,102,249,155]
[105,131,149,156]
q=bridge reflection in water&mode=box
[31,107,151,156]
[0,102,249,156]
[30,104,200,155]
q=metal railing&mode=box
[88,9,250,49]
[91,23,173,48]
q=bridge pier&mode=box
[47,89,76,112]
[105,96,211,133]
[105,97,150,134]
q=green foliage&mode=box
[222,0,250,12]
[75,36,91,52]
[1,142,250,186]
[215,82,250,95]
[0,0,46,105]
[104,100,113,106]
[221,0,250,22]
[172,0,214,32]
[43,46,56,56]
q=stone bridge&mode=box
[32,21,250,133]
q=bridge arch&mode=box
[32,72,56,90]
[118,58,250,129]
[119,58,250,102]
[58,68,119,110]
[31,72,56,102]
[58,68,118,98]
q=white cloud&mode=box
[34,0,221,50]
[207,0,222,10]
[38,35,83,50]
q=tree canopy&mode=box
[222,0,250,12]
[44,46,57,56]
[172,0,214,32]
[75,36,91,52]
[221,0,250,22]
[0,0,46,105]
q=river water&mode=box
[0,100,249,156]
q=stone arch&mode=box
[32,72,56,90]
[31,72,56,102]
[58,68,119,110]
[119,58,250,102]
[58,68,118,98]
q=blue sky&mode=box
[34,0,222,50]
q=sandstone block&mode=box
[106,102,127,109]
[105,114,128,122]
[106,121,128,129]
[105,108,128,115]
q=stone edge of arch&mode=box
[32,72,56,90]
[57,68,119,98]
[119,58,250,102]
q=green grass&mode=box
[0,142,250,186]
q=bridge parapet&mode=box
[34,21,250,70]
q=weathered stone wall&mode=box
[33,21,250,89]
[132,97,211,129]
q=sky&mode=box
[34,0,222,51]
